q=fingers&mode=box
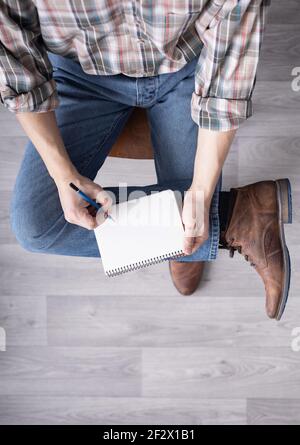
[182,217,205,255]
[59,176,113,230]
[74,182,113,227]
[80,209,98,230]
[64,207,97,230]
[183,232,208,255]
[183,235,196,255]
[183,235,208,255]
[77,181,113,212]
[95,208,109,226]
[182,188,207,255]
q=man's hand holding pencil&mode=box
[56,173,112,230]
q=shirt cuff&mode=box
[0,78,59,113]
[191,93,253,132]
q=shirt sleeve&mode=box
[0,0,59,113]
[191,0,270,132]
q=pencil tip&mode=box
[69,182,79,192]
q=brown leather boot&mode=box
[169,260,205,295]
[221,179,292,320]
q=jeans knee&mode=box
[10,202,52,253]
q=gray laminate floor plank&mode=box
[142,347,300,399]
[0,295,47,346]
[0,235,299,298]
[0,396,246,425]
[247,398,300,425]
[47,295,300,348]
[268,0,300,25]
[0,347,141,397]
[257,24,300,80]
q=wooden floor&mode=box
[0,1,300,425]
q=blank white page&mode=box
[94,190,184,276]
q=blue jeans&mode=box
[10,53,221,261]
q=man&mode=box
[0,0,292,320]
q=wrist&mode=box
[38,142,78,185]
[190,181,214,207]
[52,163,79,186]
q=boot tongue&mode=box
[219,189,237,248]
[219,232,228,249]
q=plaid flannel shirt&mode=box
[0,0,270,131]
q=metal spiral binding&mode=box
[106,250,184,277]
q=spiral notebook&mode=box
[94,190,185,276]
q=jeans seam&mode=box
[208,176,221,260]
[78,108,130,174]
[208,207,220,260]
[136,78,139,106]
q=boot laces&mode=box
[228,238,256,267]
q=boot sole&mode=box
[275,178,292,321]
